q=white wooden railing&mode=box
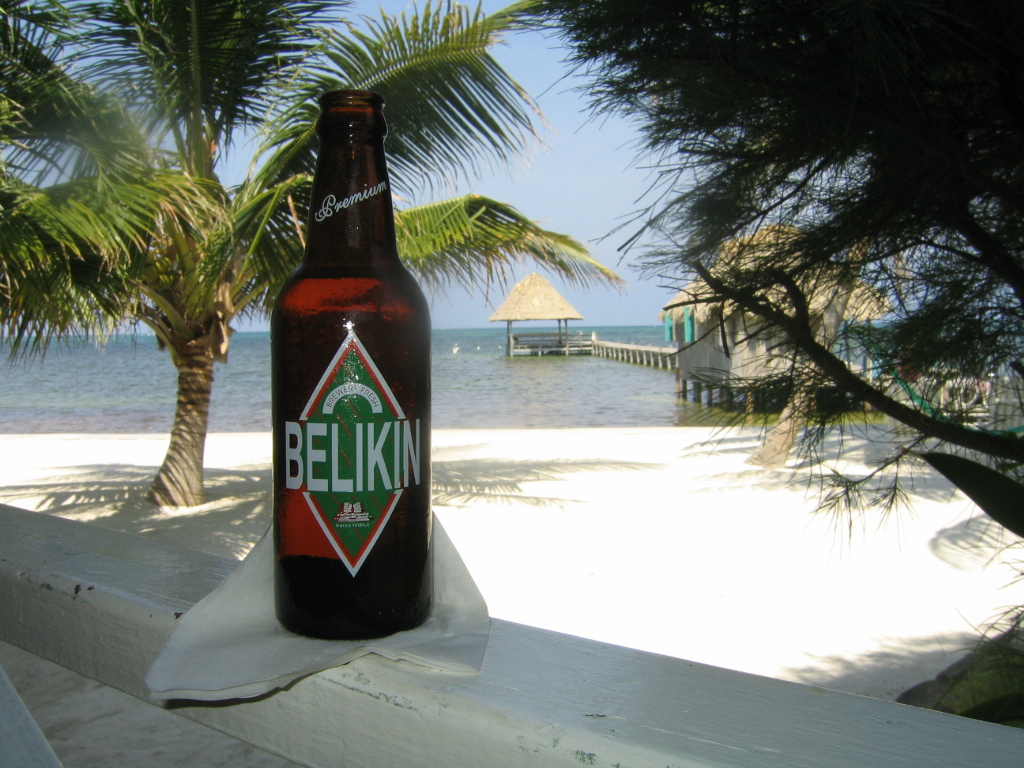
[2,502,1023,767]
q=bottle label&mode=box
[282,322,421,575]
[314,181,389,222]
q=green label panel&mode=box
[282,323,422,574]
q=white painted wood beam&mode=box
[2,503,1022,768]
[0,660,63,767]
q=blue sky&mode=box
[244,1,683,330]
[374,0,680,329]
[394,0,681,329]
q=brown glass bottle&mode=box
[271,90,431,639]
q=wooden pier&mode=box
[592,339,678,369]
[506,333,682,371]
[505,329,866,412]
[505,334,709,405]
[590,341,736,407]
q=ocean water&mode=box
[0,326,693,433]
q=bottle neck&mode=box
[303,92,400,269]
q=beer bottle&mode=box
[271,90,432,639]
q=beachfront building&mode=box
[662,228,887,409]
[489,272,591,356]
[663,289,767,407]
[663,288,886,409]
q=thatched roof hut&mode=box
[660,227,890,387]
[663,278,887,327]
[662,227,888,327]
[489,273,583,329]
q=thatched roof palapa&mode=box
[489,273,583,323]
[664,279,887,326]
[662,227,888,326]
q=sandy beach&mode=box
[1,426,1021,766]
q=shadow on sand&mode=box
[931,515,1024,572]
[783,631,983,703]
[0,455,662,558]
[432,455,657,507]
[678,424,980,508]
[0,464,273,559]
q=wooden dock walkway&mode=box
[592,339,678,369]
[590,341,734,408]
[505,331,874,412]
[504,333,702,403]
[505,332,680,367]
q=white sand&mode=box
[1,427,1022,766]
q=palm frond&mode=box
[188,173,309,312]
[78,0,343,174]
[1,2,147,187]
[395,194,622,293]
[254,0,543,198]
[0,170,223,351]
[0,179,127,350]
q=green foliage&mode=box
[252,0,545,198]
[316,0,541,194]
[960,694,1024,727]
[3,0,621,503]
[545,0,1024,724]
[543,0,1024,475]
[81,0,339,178]
[918,451,1024,539]
[0,0,217,349]
[927,615,1024,728]
[395,194,622,292]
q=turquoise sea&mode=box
[0,326,692,433]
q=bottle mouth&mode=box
[316,90,387,137]
[318,90,384,110]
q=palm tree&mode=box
[62,0,620,507]
[0,0,214,353]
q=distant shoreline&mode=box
[0,323,666,340]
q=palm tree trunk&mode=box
[746,393,812,468]
[747,303,847,468]
[148,349,214,507]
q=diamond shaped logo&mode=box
[285,323,422,575]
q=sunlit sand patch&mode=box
[0,427,1021,702]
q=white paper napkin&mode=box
[145,518,488,702]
